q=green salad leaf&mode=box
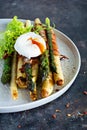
[0,16,33,59]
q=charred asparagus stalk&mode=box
[34,18,54,98]
[45,18,57,73]
[39,50,49,80]
[24,62,35,92]
[45,18,64,85]
[29,59,38,100]
[34,18,49,81]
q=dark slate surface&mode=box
[0,0,87,130]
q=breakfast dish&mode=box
[0,17,81,113]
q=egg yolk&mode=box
[29,38,45,53]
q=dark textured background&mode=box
[0,0,87,130]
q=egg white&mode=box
[14,32,46,59]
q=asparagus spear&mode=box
[24,62,35,92]
[29,59,38,100]
[45,17,57,73]
[39,50,49,80]
[34,18,49,81]
[45,18,64,86]
[34,18,54,98]
[37,49,51,98]
[1,55,12,84]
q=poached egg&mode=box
[14,32,46,59]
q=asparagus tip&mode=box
[34,18,41,24]
[45,17,50,27]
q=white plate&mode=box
[0,19,81,113]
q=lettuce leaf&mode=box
[0,16,32,59]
